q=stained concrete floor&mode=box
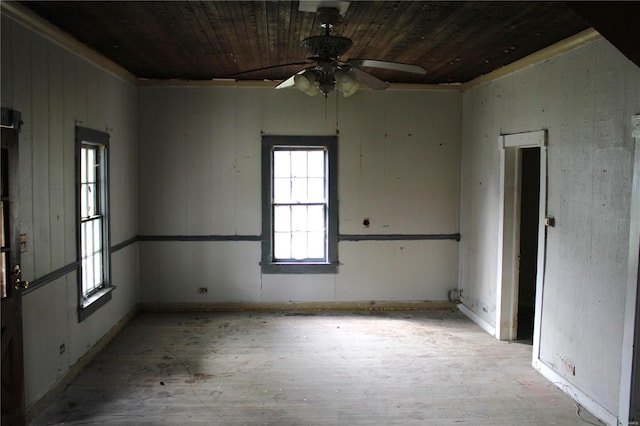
[29,310,603,425]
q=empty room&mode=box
[1,1,639,425]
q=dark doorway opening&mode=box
[517,147,540,342]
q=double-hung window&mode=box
[261,136,338,273]
[76,126,112,321]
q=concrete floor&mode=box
[30,310,602,425]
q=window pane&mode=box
[273,206,291,232]
[273,151,291,178]
[273,178,291,203]
[83,183,97,217]
[82,221,92,294]
[81,147,87,182]
[307,205,325,231]
[81,184,88,219]
[274,232,291,259]
[84,220,93,256]
[308,232,325,258]
[291,206,308,232]
[93,218,102,257]
[89,183,97,216]
[291,151,307,177]
[291,232,307,260]
[81,255,88,294]
[291,178,308,203]
[307,178,325,202]
[86,147,96,182]
[81,217,104,296]
[307,150,324,178]
[93,223,102,289]
[84,260,93,295]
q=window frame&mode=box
[76,126,113,322]
[261,135,338,274]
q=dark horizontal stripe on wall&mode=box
[23,236,138,295]
[21,233,459,295]
[338,233,461,242]
[110,236,138,254]
[24,261,79,295]
[138,235,262,242]
[138,234,461,242]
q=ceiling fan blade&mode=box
[352,67,390,91]
[348,59,427,75]
[228,61,309,78]
[275,74,298,89]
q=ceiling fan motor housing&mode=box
[303,35,352,60]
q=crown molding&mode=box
[137,78,460,92]
[136,78,279,88]
[1,1,138,86]
[461,28,602,91]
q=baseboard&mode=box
[458,303,496,337]
[533,358,618,426]
[25,306,139,422]
[139,300,457,313]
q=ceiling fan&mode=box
[232,6,427,97]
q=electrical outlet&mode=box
[198,287,208,294]
[59,343,65,355]
[567,363,576,376]
[557,353,576,376]
[563,359,575,376]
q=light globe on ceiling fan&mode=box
[230,5,426,97]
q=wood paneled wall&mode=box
[1,15,139,407]
[459,38,640,419]
[138,87,461,304]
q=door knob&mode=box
[14,278,30,290]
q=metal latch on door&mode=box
[13,264,29,290]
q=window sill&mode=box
[78,286,115,322]
[261,262,338,274]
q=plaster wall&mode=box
[459,38,640,415]
[138,87,461,303]
[1,16,139,406]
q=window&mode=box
[76,127,112,321]
[261,136,338,273]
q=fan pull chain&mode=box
[325,93,328,119]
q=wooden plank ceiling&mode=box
[18,1,590,84]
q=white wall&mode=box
[459,38,640,418]
[138,87,461,304]
[1,15,139,407]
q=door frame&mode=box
[619,115,640,426]
[496,130,547,351]
[1,107,25,426]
